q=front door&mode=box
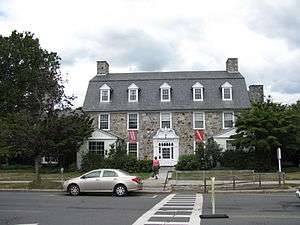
[154,141,179,166]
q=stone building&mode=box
[77,58,263,168]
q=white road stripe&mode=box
[152,195,158,198]
[189,194,203,225]
[132,194,203,225]
[132,194,175,225]
[16,224,39,225]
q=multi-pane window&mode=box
[129,89,137,101]
[223,112,234,129]
[192,82,204,101]
[100,84,111,102]
[223,88,231,100]
[221,82,232,101]
[193,112,205,129]
[161,112,171,128]
[101,90,109,102]
[128,83,139,102]
[99,113,109,130]
[89,141,105,157]
[128,113,138,130]
[194,89,202,100]
[160,83,171,102]
[162,89,170,100]
[128,143,138,158]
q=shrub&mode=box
[220,149,255,170]
[176,155,200,170]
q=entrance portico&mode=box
[153,128,179,166]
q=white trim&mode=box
[222,111,235,129]
[221,82,232,101]
[160,112,172,129]
[100,89,110,102]
[127,142,139,159]
[192,82,204,102]
[98,113,110,130]
[128,83,139,102]
[127,112,139,130]
[193,87,204,101]
[193,112,205,129]
[160,82,171,102]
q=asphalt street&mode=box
[201,193,300,225]
[0,191,165,225]
[0,191,299,225]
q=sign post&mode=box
[277,148,282,173]
[211,177,215,214]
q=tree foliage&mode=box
[232,99,300,171]
[0,31,94,178]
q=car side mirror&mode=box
[81,175,86,179]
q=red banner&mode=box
[195,130,205,142]
[129,130,137,143]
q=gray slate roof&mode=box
[83,70,251,112]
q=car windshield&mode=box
[117,169,131,176]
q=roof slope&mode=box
[83,70,251,112]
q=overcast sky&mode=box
[0,0,299,106]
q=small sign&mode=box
[277,148,281,160]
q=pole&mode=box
[211,177,215,215]
[277,148,282,173]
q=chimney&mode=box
[248,85,264,103]
[97,61,109,75]
[226,58,238,73]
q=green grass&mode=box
[28,179,62,189]
[0,183,29,189]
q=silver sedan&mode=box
[63,169,143,197]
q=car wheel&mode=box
[68,184,80,196]
[114,184,127,197]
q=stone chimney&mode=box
[97,61,109,75]
[226,58,238,73]
[248,85,264,103]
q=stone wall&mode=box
[87,110,232,159]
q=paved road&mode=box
[0,191,165,225]
[0,191,299,225]
[202,193,300,225]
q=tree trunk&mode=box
[34,155,41,181]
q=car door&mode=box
[80,170,102,191]
[100,170,119,190]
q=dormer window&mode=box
[221,82,232,101]
[160,82,171,102]
[192,82,204,101]
[100,84,111,102]
[128,83,139,102]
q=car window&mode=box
[118,170,131,176]
[85,171,101,179]
[102,170,118,177]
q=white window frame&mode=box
[127,142,139,159]
[98,113,110,130]
[221,82,232,101]
[160,83,171,102]
[100,84,111,103]
[192,82,204,101]
[193,112,205,129]
[127,112,139,130]
[160,112,172,129]
[128,83,139,102]
[222,111,235,129]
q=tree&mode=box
[0,31,93,179]
[205,137,222,168]
[232,98,300,171]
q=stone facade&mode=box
[86,110,233,159]
[248,85,264,103]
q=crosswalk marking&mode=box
[132,193,203,225]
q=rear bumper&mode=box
[127,182,143,191]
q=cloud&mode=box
[62,29,181,72]
[246,0,300,49]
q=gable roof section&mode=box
[83,70,251,112]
